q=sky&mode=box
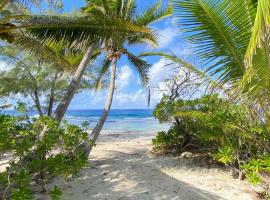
[1,0,196,110]
[64,0,194,110]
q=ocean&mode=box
[2,109,169,133]
[65,109,169,133]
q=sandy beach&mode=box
[34,132,255,200]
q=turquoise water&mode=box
[2,109,169,133]
[65,109,169,132]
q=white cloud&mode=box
[114,89,145,104]
[169,45,194,59]
[180,48,193,56]
[157,26,179,48]
[149,58,178,85]
[71,57,202,109]
[116,65,134,91]
[0,61,9,71]
[70,89,150,109]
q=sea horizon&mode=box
[1,109,169,133]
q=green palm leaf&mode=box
[140,51,231,95]
[173,0,255,84]
[94,58,111,90]
[12,33,74,70]
[124,50,150,86]
[0,0,40,10]
[0,13,154,48]
[240,48,270,102]
[136,0,173,26]
[245,0,270,64]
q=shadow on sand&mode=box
[55,149,226,200]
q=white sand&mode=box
[35,132,255,200]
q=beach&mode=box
[0,110,257,200]
[1,0,270,198]
[35,131,255,200]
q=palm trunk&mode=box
[81,59,117,157]
[53,45,96,121]
[47,72,58,117]
[92,60,116,141]
[21,45,97,172]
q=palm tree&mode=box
[172,0,270,115]
[0,0,157,121]
[82,0,173,155]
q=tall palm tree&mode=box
[82,0,173,155]
[0,0,156,121]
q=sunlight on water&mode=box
[1,109,169,133]
[64,109,169,132]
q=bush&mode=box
[153,94,270,194]
[152,127,180,152]
[0,114,93,199]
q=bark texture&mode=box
[47,72,58,117]
[84,59,117,156]
[53,45,96,121]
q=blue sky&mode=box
[0,0,195,110]
[60,0,193,110]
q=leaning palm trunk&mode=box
[21,45,97,167]
[83,59,117,156]
[54,45,96,121]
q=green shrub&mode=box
[242,155,270,185]
[153,94,270,192]
[152,127,180,152]
[0,114,93,199]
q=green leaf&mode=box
[49,186,62,200]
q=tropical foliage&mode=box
[153,93,270,192]
[1,0,270,198]
[171,0,270,116]
[151,0,270,197]
[0,106,92,199]
[0,0,153,47]
[0,42,100,117]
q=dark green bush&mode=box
[152,127,180,152]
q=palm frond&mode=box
[123,0,136,19]
[136,0,173,26]
[12,33,74,71]
[173,0,255,84]
[140,51,227,93]
[115,0,124,16]
[127,30,157,47]
[240,47,270,101]
[0,14,154,49]
[124,50,150,86]
[66,49,101,68]
[245,0,270,64]
[0,0,40,10]
[82,0,109,15]
[94,58,111,90]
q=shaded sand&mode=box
[37,132,255,200]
